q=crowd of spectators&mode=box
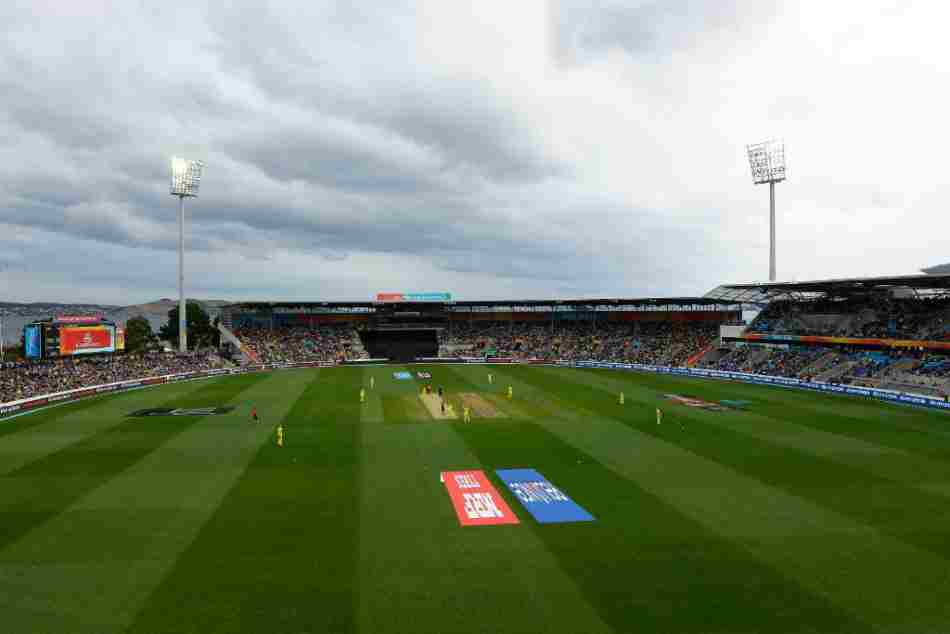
[709,346,827,377]
[235,324,365,364]
[9,308,950,403]
[441,321,718,365]
[1,352,227,404]
[748,296,950,341]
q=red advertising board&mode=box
[442,470,520,526]
[55,315,104,324]
[375,293,403,302]
[60,326,115,355]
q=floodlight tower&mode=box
[746,139,786,282]
[0,263,7,361]
[170,157,205,353]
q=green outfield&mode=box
[3,365,950,633]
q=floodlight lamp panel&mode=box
[169,157,205,197]
[746,139,786,184]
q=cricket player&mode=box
[360,388,366,403]
[656,407,663,425]
[370,376,375,389]
[507,385,513,400]
[619,392,625,405]
[488,373,494,385]
[463,406,471,423]
[251,406,259,423]
[276,423,284,448]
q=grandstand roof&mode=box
[921,263,950,275]
[223,296,740,311]
[706,273,950,303]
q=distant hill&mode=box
[0,299,231,344]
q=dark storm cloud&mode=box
[5,0,941,304]
[0,1,571,292]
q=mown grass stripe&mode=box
[0,373,267,553]
[439,376,870,633]
[0,370,313,634]
[501,365,950,631]
[0,379,215,477]
[126,367,361,634]
[551,366,950,561]
[356,368,612,634]
[564,367,950,485]
[0,394,107,439]
[576,366,950,460]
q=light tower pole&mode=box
[169,157,205,353]
[746,139,786,282]
[0,263,7,361]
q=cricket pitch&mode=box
[419,392,458,420]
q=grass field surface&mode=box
[2,365,950,633]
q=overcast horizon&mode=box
[2,1,947,304]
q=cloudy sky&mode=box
[1,0,946,304]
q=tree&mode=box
[124,316,154,353]
[159,301,218,350]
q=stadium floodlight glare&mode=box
[169,157,205,353]
[746,139,786,282]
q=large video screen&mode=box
[59,325,116,356]
[24,324,42,359]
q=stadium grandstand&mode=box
[218,296,741,365]
[702,273,950,397]
[9,274,950,405]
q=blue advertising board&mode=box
[495,468,595,524]
[24,325,42,359]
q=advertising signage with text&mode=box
[55,315,104,324]
[59,326,115,356]
[375,292,452,302]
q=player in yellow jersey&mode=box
[360,388,366,403]
[370,376,375,390]
[276,423,284,447]
[488,373,494,385]
[507,385,513,400]
[463,406,471,423]
[656,407,662,425]
[619,392,625,405]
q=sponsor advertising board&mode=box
[392,371,412,380]
[737,332,950,352]
[441,470,520,526]
[416,371,432,379]
[24,324,42,359]
[59,325,115,355]
[129,406,235,417]
[55,315,104,324]
[376,292,452,302]
[496,468,595,524]
[664,394,728,411]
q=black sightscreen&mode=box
[359,329,438,362]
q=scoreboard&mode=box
[23,317,120,359]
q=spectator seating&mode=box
[1,352,227,404]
